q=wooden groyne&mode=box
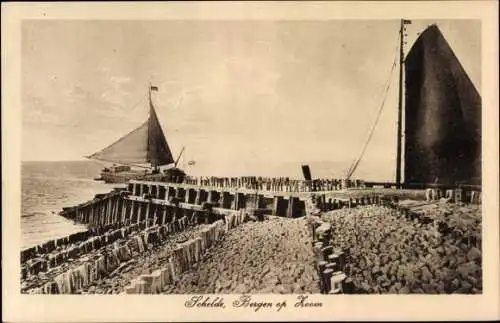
[23,210,247,294]
[20,180,310,294]
[122,212,246,294]
[57,180,311,227]
[21,178,481,294]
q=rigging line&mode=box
[129,91,148,113]
[90,91,147,150]
[345,50,398,178]
[346,66,395,179]
[346,30,402,178]
[345,30,401,178]
[346,31,401,179]
[347,58,398,179]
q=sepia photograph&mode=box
[2,1,499,322]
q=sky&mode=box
[21,20,481,180]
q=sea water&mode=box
[21,160,123,250]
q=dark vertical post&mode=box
[396,19,404,188]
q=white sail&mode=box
[88,87,175,167]
[88,121,150,165]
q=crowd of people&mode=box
[322,204,482,294]
[182,176,364,192]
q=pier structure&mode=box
[21,177,481,295]
[59,180,315,228]
[19,179,385,294]
[22,179,376,267]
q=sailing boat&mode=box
[403,23,481,188]
[87,85,187,184]
[346,20,481,189]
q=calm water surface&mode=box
[21,161,124,249]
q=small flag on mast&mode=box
[150,85,159,91]
[403,19,412,24]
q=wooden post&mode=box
[220,192,229,209]
[119,199,126,224]
[286,197,295,218]
[95,201,100,226]
[162,207,167,225]
[232,193,239,210]
[106,198,112,225]
[207,190,214,204]
[195,189,202,205]
[272,196,282,217]
[103,200,108,226]
[255,194,262,209]
[110,197,116,224]
[136,201,143,224]
[100,200,105,226]
[145,202,151,228]
[98,200,103,226]
[114,197,121,223]
[94,201,99,226]
[92,201,97,226]
[152,204,158,226]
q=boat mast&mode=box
[148,82,159,172]
[396,19,408,189]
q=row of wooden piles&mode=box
[305,194,379,294]
[22,222,147,279]
[123,211,247,294]
[425,188,481,204]
[311,221,353,294]
[183,176,364,192]
[306,193,427,295]
[312,195,391,213]
[23,215,194,294]
[21,225,121,264]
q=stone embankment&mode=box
[306,192,482,294]
[163,216,320,294]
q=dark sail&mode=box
[147,99,174,167]
[404,24,481,187]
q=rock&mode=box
[467,247,481,262]
[456,261,480,279]
[272,284,286,294]
[459,280,473,292]
[450,278,460,291]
